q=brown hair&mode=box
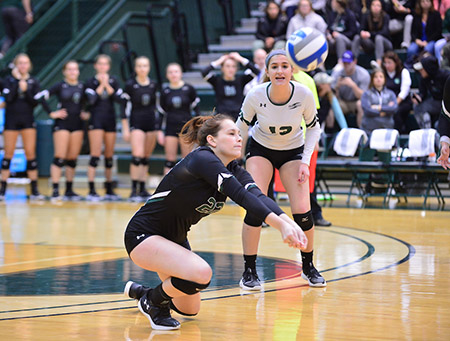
[62,59,78,71]
[381,51,403,75]
[265,1,280,16]
[179,114,233,146]
[368,0,384,32]
[13,53,33,71]
[369,69,385,89]
[135,56,150,67]
[415,0,434,15]
[95,54,111,65]
[165,62,182,74]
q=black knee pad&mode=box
[165,160,176,169]
[131,156,142,166]
[244,212,264,227]
[65,159,77,168]
[104,157,113,169]
[89,156,100,168]
[52,157,65,168]
[169,301,198,316]
[293,211,314,231]
[1,158,11,170]
[171,277,210,295]
[141,158,149,166]
[27,159,38,171]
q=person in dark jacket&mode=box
[405,0,443,67]
[351,0,393,67]
[326,0,358,63]
[412,54,450,128]
[253,1,288,51]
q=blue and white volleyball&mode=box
[285,27,328,72]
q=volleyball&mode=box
[285,27,328,72]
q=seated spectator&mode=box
[254,1,288,52]
[326,0,358,63]
[412,54,450,128]
[405,0,443,68]
[244,48,267,95]
[351,0,394,68]
[331,50,371,127]
[286,0,328,39]
[381,51,415,133]
[276,0,299,20]
[385,0,414,48]
[361,70,398,136]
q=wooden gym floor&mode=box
[0,187,449,340]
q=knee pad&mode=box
[169,301,198,316]
[1,158,11,170]
[89,156,100,168]
[27,159,38,171]
[293,211,314,231]
[164,160,176,169]
[104,157,113,169]
[141,158,149,166]
[52,157,65,168]
[131,156,142,166]
[65,159,77,168]
[171,277,210,295]
[244,212,263,227]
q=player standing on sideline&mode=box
[236,50,326,289]
[121,56,158,202]
[158,62,200,174]
[0,53,45,201]
[84,54,125,201]
[201,52,259,120]
[123,114,308,330]
[437,76,450,169]
[37,60,88,201]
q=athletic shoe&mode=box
[0,194,5,202]
[139,190,152,200]
[128,191,141,203]
[86,192,102,202]
[301,263,327,287]
[63,190,83,201]
[124,281,150,301]
[104,193,122,201]
[138,295,180,330]
[314,217,332,227]
[239,268,262,291]
[29,192,46,201]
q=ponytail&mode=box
[179,114,233,146]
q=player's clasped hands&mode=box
[280,221,308,250]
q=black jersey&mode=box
[440,76,450,139]
[159,83,199,135]
[36,81,86,132]
[2,76,40,130]
[202,62,258,120]
[121,78,158,131]
[126,146,283,244]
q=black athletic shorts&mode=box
[124,229,191,256]
[165,114,190,137]
[89,114,116,132]
[130,114,156,133]
[4,113,36,130]
[246,137,304,170]
[54,116,84,132]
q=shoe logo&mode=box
[143,299,150,310]
[136,234,146,240]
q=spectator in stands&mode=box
[351,0,394,68]
[121,56,158,202]
[326,0,358,64]
[158,63,200,175]
[254,1,288,52]
[384,0,414,49]
[381,51,414,133]
[360,70,398,136]
[286,0,328,39]
[331,50,371,127]
[0,0,33,58]
[412,54,450,128]
[437,75,450,169]
[434,0,450,18]
[276,0,299,20]
[0,53,44,201]
[244,48,267,95]
[201,52,259,121]
[405,0,443,68]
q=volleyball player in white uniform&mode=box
[236,49,326,288]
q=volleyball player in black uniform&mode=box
[38,60,88,200]
[159,62,199,174]
[123,114,307,330]
[201,52,259,120]
[121,56,158,201]
[84,54,125,201]
[438,76,450,169]
[0,53,44,201]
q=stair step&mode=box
[220,34,255,43]
[208,44,252,52]
[236,27,257,34]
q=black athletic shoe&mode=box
[138,295,180,330]
[51,189,61,201]
[124,281,150,301]
[314,217,332,227]
[239,268,262,291]
[128,191,141,203]
[63,190,83,201]
[301,263,327,287]
[139,190,152,200]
